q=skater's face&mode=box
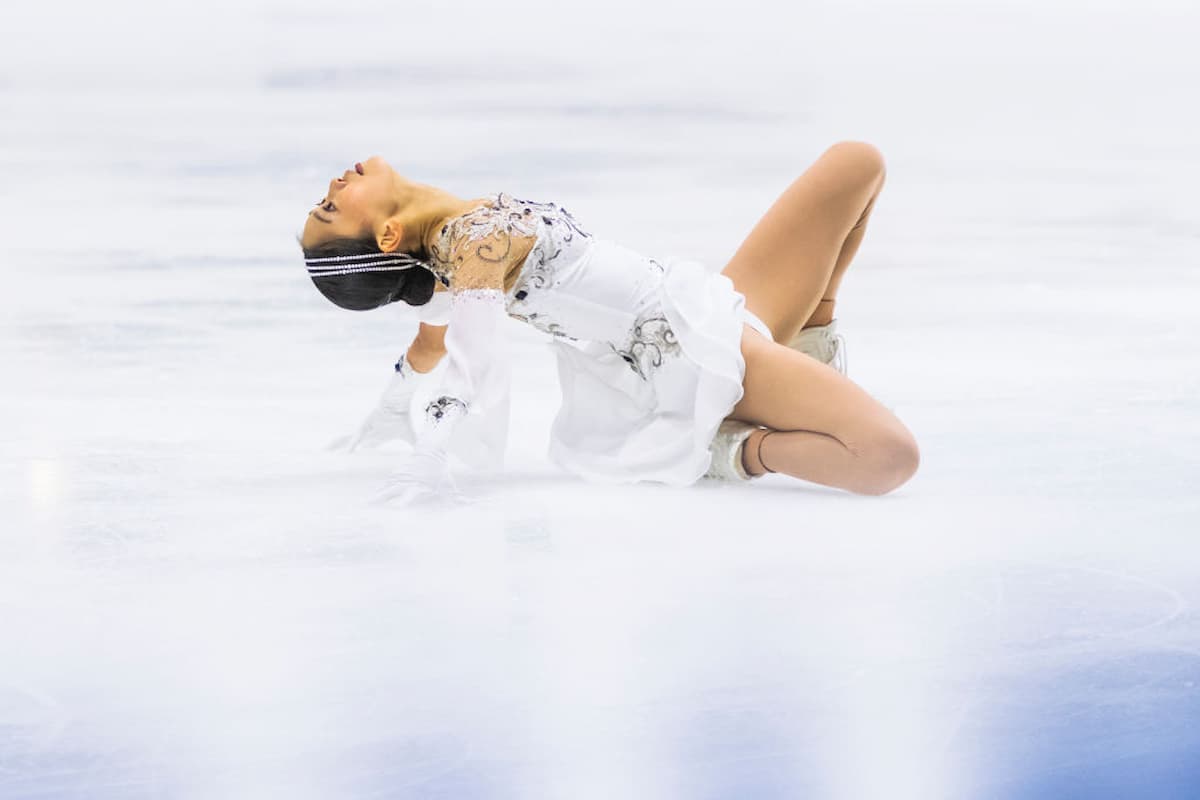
[301,155,401,248]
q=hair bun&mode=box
[392,268,437,306]
[303,237,437,310]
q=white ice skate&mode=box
[788,319,847,375]
[704,419,762,481]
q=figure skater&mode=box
[300,141,919,499]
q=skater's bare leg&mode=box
[729,327,918,495]
[802,185,883,329]
[714,140,915,494]
[721,141,887,341]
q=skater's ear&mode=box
[377,216,405,254]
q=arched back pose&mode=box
[300,142,919,500]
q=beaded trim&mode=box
[305,251,425,277]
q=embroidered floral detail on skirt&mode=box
[611,312,681,380]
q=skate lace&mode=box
[830,332,848,375]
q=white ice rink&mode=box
[2,0,1199,797]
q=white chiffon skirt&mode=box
[547,256,768,486]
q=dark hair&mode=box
[302,236,437,311]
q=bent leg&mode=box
[722,141,887,342]
[730,328,919,495]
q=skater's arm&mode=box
[413,250,513,457]
[405,321,447,373]
[376,218,536,501]
[400,229,535,476]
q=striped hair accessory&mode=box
[305,251,426,278]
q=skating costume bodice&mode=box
[427,192,673,366]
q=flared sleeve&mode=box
[412,285,512,468]
[382,207,537,501]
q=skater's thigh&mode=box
[731,327,914,453]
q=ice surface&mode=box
[1,0,1199,797]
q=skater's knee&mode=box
[847,427,919,496]
[825,140,887,189]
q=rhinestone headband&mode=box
[305,251,426,278]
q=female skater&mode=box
[301,141,919,498]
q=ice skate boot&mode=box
[704,419,763,481]
[788,318,847,375]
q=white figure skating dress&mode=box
[408,191,768,487]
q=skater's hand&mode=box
[372,447,462,506]
[334,355,444,453]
